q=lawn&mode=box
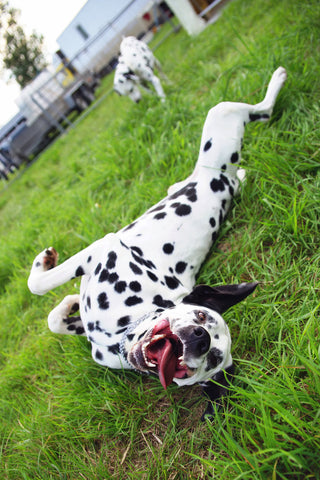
[0,0,320,478]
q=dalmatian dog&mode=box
[113,36,166,103]
[28,67,286,419]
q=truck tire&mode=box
[73,93,90,112]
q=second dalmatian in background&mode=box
[113,36,166,103]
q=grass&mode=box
[0,0,320,478]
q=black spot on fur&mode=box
[163,243,174,254]
[108,343,120,355]
[204,139,212,152]
[153,295,174,308]
[129,262,143,275]
[210,217,216,228]
[229,185,234,196]
[88,322,94,332]
[129,281,141,292]
[127,334,134,341]
[175,204,191,216]
[169,183,197,203]
[97,292,109,310]
[220,174,229,185]
[131,246,143,256]
[87,256,92,263]
[108,272,119,284]
[87,296,91,309]
[150,204,165,213]
[210,178,225,192]
[95,350,103,361]
[95,263,102,275]
[249,113,269,122]
[230,152,239,163]
[221,164,227,172]
[147,270,158,282]
[219,209,224,226]
[212,231,217,243]
[125,296,143,306]
[124,221,137,231]
[222,199,227,210]
[117,316,131,327]
[75,266,84,277]
[175,261,187,274]
[70,303,79,314]
[107,251,117,269]
[165,276,180,290]
[116,327,127,335]
[214,334,219,339]
[114,281,127,293]
[99,269,109,283]
[76,326,85,335]
[144,259,156,269]
[154,212,167,220]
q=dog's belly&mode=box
[78,235,189,346]
[119,178,231,287]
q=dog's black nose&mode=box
[190,326,210,357]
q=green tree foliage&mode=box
[0,1,48,88]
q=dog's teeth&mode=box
[145,360,156,368]
[153,334,165,341]
[142,344,156,368]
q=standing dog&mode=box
[113,36,166,102]
[28,67,287,418]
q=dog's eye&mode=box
[197,311,206,323]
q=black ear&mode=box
[182,282,258,314]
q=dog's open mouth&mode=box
[143,319,189,389]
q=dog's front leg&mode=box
[150,73,166,101]
[200,364,235,421]
[28,237,105,295]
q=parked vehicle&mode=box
[7,67,99,166]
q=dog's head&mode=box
[114,61,141,103]
[125,282,258,388]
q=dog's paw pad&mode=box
[34,247,58,271]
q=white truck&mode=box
[8,65,99,165]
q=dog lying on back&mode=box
[28,68,286,419]
[113,36,166,103]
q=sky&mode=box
[0,0,88,127]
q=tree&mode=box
[0,1,48,88]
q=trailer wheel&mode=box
[80,85,95,104]
[73,92,90,112]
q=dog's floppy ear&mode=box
[182,282,258,314]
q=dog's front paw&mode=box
[28,247,59,295]
[32,247,58,271]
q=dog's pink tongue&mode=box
[156,339,176,389]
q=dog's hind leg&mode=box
[47,294,86,335]
[195,67,287,175]
[168,67,286,196]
